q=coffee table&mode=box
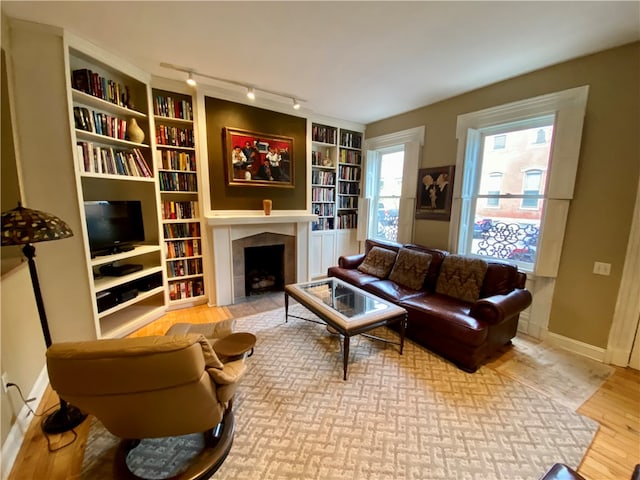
[284,278,407,380]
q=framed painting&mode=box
[223,127,294,188]
[415,166,455,220]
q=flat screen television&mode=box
[84,200,145,256]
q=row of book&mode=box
[311,187,334,202]
[73,106,128,140]
[159,171,198,192]
[163,222,201,239]
[338,196,359,209]
[311,170,335,186]
[77,143,152,177]
[312,124,337,144]
[153,95,193,120]
[339,150,362,165]
[157,150,197,172]
[165,239,201,259]
[337,213,358,229]
[161,200,199,220]
[340,131,362,149]
[338,165,361,181]
[168,278,204,301]
[312,218,335,231]
[338,182,360,195]
[313,203,335,217]
[72,68,130,108]
[156,125,194,147]
[166,258,203,278]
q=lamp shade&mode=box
[1,204,73,246]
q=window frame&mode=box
[450,86,589,276]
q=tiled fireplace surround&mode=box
[208,212,316,306]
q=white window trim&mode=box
[362,126,425,244]
[450,86,589,278]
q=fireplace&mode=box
[244,244,284,295]
[207,211,316,305]
[231,232,295,300]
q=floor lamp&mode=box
[1,203,87,434]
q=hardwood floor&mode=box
[7,301,640,480]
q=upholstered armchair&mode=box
[46,319,250,479]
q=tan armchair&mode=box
[46,320,249,479]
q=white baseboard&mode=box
[541,330,607,363]
[1,367,48,480]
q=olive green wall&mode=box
[366,42,640,349]
[205,96,307,211]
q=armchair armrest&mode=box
[469,289,532,325]
[339,253,366,269]
[207,359,246,385]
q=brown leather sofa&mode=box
[328,238,532,372]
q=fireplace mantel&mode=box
[207,210,317,227]
[206,210,317,305]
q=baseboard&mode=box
[1,367,48,480]
[541,331,607,363]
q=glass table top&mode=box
[298,278,390,319]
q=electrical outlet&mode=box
[593,261,611,276]
[1,373,8,393]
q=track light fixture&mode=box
[160,62,305,111]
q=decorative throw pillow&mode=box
[357,246,397,278]
[435,255,488,303]
[388,248,432,290]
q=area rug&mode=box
[495,335,614,411]
[81,304,599,480]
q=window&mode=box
[493,135,506,149]
[452,86,589,276]
[521,169,543,208]
[485,172,503,207]
[370,148,403,242]
[362,126,423,245]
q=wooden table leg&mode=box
[343,335,350,381]
[284,292,289,322]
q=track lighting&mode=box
[161,62,306,111]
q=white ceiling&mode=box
[2,1,639,125]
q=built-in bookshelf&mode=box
[310,123,363,231]
[311,123,338,231]
[153,88,206,306]
[67,45,166,339]
[337,129,362,230]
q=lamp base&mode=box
[42,404,87,434]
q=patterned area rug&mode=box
[81,305,599,480]
[495,335,614,411]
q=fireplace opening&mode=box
[244,244,285,295]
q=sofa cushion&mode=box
[357,246,397,278]
[480,261,518,297]
[405,244,449,290]
[364,279,427,303]
[388,248,432,290]
[328,266,380,288]
[435,255,488,303]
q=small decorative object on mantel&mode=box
[263,199,272,216]
[126,117,145,144]
[415,165,455,221]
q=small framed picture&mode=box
[415,166,455,220]
[223,127,294,188]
